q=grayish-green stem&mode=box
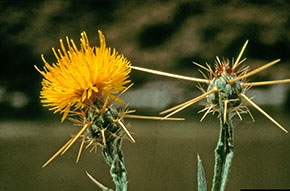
[211,115,234,191]
[103,138,127,191]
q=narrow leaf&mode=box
[197,154,207,191]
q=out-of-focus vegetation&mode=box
[1,1,290,119]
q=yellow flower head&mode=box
[36,30,131,121]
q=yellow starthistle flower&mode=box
[35,30,131,121]
[36,30,183,169]
[35,30,134,168]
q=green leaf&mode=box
[197,154,207,191]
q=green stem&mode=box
[102,138,127,191]
[211,116,234,191]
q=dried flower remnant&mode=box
[132,40,289,133]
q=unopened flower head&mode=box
[36,30,131,121]
[131,40,289,133]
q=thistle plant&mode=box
[35,30,134,191]
[132,40,289,190]
[35,30,182,191]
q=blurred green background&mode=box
[1,1,290,190]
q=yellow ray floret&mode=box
[35,30,132,121]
